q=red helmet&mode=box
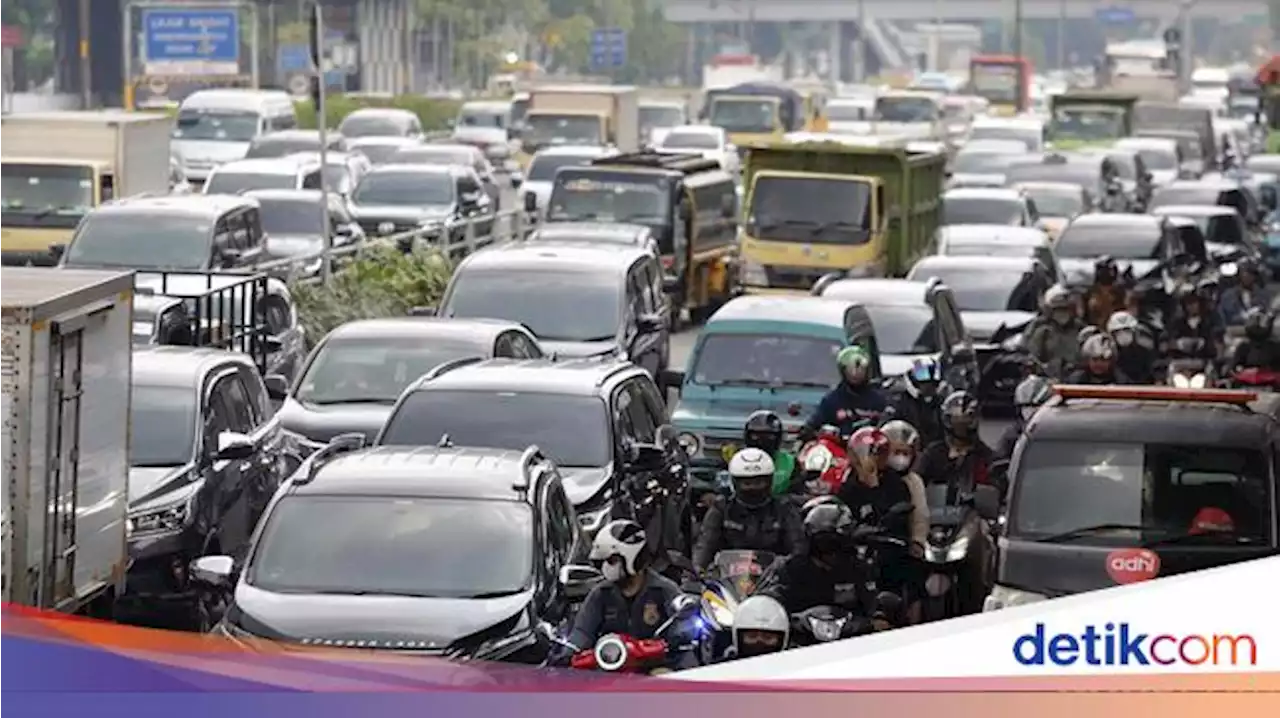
[1189,507,1234,535]
[848,426,889,458]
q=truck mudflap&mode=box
[132,272,274,376]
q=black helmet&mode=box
[1094,255,1118,284]
[940,390,980,441]
[743,410,784,454]
[803,500,855,559]
[1244,307,1274,341]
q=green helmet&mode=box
[836,345,871,371]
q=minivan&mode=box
[173,89,298,182]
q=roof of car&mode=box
[323,317,525,343]
[456,242,647,275]
[286,150,363,165]
[342,107,416,120]
[937,225,1049,244]
[709,295,860,327]
[1012,181,1084,195]
[1161,179,1237,191]
[365,162,461,177]
[211,156,318,175]
[1115,136,1178,151]
[818,279,933,306]
[460,100,511,112]
[1065,213,1163,230]
[972,116,1043,128]
[532,145,618,158]
[409,357,635,397]
[1031,394,1280,447]
[1150,204,1238,217]
[243,188,334,203]
[530,223,650,242]
[910,254,1037,275]
[100,193,258,217]
[943,186,1023,200]
[131,345,254,388]
[254,129,336,143]
[299,445,546,500]
[348,136,423,148]
[958,139,1029,154]
[397,143,482,157]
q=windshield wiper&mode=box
[717,377,782,392]
[1143,530,1265,548]
[1032,523,1157,543]
[810,220,865,235]
[302,397,396,406]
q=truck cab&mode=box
[519,85,640,162]
[1048,91,1138,149]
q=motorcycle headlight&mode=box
[676,432,702,457]
[807,615,846,642]
[127,497,192,537]
[741,260,768,286]
[944,534,971,562]
[701,591,735,630]
[377,221,396,235]
[983,584,1047,612]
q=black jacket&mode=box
[1063,366,1135,385]
[837,470,914,546]
[692,497,804,571]
[759,553,876,616]
[891,393,945,447]
[566,570,692,667]
[1116,345,1158,385]
[804,381,892,436]
[915,439,999,496]
[1232,340,1280,372]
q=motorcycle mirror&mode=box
[670,593,701,617]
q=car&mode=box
[346,136,425,165]
[244,129,349,159]
[451,100,516,163]
[811,276,977,385]
[1244,153,1280,176]
[336,107,425,140]
[1135,128,1207,178]
[374,357,685,532]
[118,346,290,629]
[663,295,880,481]
[201,156,324,195]
[1054,214,1202,284]
[1003,152,1116,200]
[284,150,373,196]
[1114,136,1183,187]
[526,222,658,255]
[1079,146,1154,211]
[389,142,505,208]
[1011,181,1093,240]
[277,317,545,443]
[244,189,365,277]
[60,194,266,272]
[985,385,1280,611]
[948,140,1030,188]
[905,255,1050,344]
[941,186,1037,227]
[1149,179,1253,224]
[967,116,1046,152]
[654,125,739,174]
[933,225,1065,282]
[639,100,690,146]
[349,163,494,239]
[1149,204,1258,264]
[519,145,619,218]
[434,242,671,377]
[193,441,588,661]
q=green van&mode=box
[662,295,882,482]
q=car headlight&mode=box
[377,221,396,235]
[127,497,191,537]
[740,260,768,285]
[577,501,613,534]
[983,584,1047,612]
[676,432,702,457]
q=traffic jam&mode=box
[2,48,1279,675]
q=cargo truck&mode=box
[1,111,172,266]
[737,136,946,293]
[2,267,133,615]
[1047,91,1138,150]
[519,85,641,163]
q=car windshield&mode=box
[245,138,320,158]
[525,114,603,145]
[952,152,1020,174]
[639,106,684,129]
[1188,214,1246,245]
[204,170,297,194]
[661,131,720,150]
[352,171,454,206]
[339,115,404,138]
[709,98,778,133]
[380,390,611,467]
[458,109,506,128]
[969,125,1040,149]
[295,335,484,405]
[1,163,95,215]
[353,142,415,165]
[908,266,1035,312]
[393,147,475,167]
[865,305,939,355]
[1055,225,1161,259]
[1019,187,1083,217]
[129,384,196,467]
[690,334,844,388]
[942,196,1022,226]
[1151,186,1220,208]
[444,269,620,342]
[257,196,324,235]
[64,213,211,270]
[248,496,533,598]
[527,153,597,182]
[873,96,938,123]
[547,173,670,224]
[1052,108,1125,141]
[749,177,871,244]
[1010,441,1272,544]
[173,110,259,142]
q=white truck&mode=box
[2,267,133,614]
[521,85,641,155]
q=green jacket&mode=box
[771,450,798,496]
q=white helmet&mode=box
[732,595,790,658]
[589,520,647,577]
[728,447,775,479]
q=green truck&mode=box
[1048,91,1138,149]
[737,136,946,292]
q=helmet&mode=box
[1107,311,1141,348]
[847,426,889,459]
[905,357,944,400]
[589,520,647,577]
[1244,307,1273,341]
[1043,284,1074,311]
[836,345,872,381]
[1077,325,1102,347]
[727,447,775,507]
[1195,277,1219,301]
[880,419,921,449]
[803,500,855,542]
[743,410,784,454]
[1081,333,1117,361]
[1013,375,1053,424]
[732,595,790,658]
[940,390,980,440]
[1094,255,1118,283]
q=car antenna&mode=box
[437,433,454,448]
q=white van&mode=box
[173,89,297,181]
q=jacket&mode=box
[891,393,945,447]
[1085,285,1127,328]
[1063,366,1135,385]
[837,469,914,548]
[804,382,892,436]
[693,496,805,571]
[758,553,876,616]
[565,570,694,670]
[1116,344,1159,385]
[1218,285,1274,326]
[915,439,998,495]
[1028,319,1086,380]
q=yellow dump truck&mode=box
[516,85,641,169]
[2,110,171,266]
[738,136,947,293]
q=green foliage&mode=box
[1268,130,1280,154]
[288,246,454,342]
[292,95,464,131]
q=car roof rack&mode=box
[1053,385,1256,412]
[591,151,721,175]
[295,432,368,485]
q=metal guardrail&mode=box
[254,208,530,285]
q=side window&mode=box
[261,294,292,336]
[237,365,271,427]
[218,373,257,432]
[622,378,657,443]
[643,258,664,310]
[202,386,233,454]
[612,383,636,443]
[244,208,264,249]
[212,218,233,257]
[226,211,251,250]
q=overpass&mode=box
[660,0,1266,23]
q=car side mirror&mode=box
[558,564,604,599]
[50,243,67,260]
[523,193,538,212]
[974,484,1001,521]
[189,555,235,586]
[215,431,256,461]
[263,374,289,400]
[660,368,685,392]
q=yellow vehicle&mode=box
[516,85,641,171]
[738,137,946,293]
[704,82,816,147]
[542,151,739,324]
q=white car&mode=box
[519,145,618,217]
[655,125,739,174]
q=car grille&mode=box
[765,265,827,290]
[701,435,737,461]
[357,219,418,237]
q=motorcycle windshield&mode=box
[711,550,777,600]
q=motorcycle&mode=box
[1230,367,1280,391]
[919,482,1001,622]
[686,550,780,662]
[790,592,905,647]
[541,594,702,674]
[1165,336,1217,388]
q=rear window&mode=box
[1055,224,1161,260]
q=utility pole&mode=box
[1013,0,1024,61]
[78,0,92,108]
[309,2,332,281]
[1057,0,1066,70]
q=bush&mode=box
[1268,130,1280,154]
[289,245,454,342]
[293,95,464,132]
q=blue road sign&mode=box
[142,8,240,76]
[279,43,345,91]
[590,27,626,70]
[1094,6,1136,25]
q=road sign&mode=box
[141,7,240,76]
[590,27,626,70]
[1094,6,1136,25]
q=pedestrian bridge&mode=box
[660,0,1265,23]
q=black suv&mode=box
[375,357,685,538]
[192,441,588,662]
[985,385,1280,612]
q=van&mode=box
[173,89,298,181]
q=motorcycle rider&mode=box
[742,410,801,496]
[878,420,931,560]
[565,520,696,669]
[759,500,876,617]
[1065,333,1133,385]
[1107,311,1158,384]
[1084,256,1128,329]
[693,448,805,573]
[891,358,948,447]
[1218,259,1274,326]
[803,345,891,437]
[995,375,1054,462]
[1231,307,1280,371]
[1167,284,1223,361]
[915,390,998,496]
[1028,284,1087,380]
[729,595,790,659]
